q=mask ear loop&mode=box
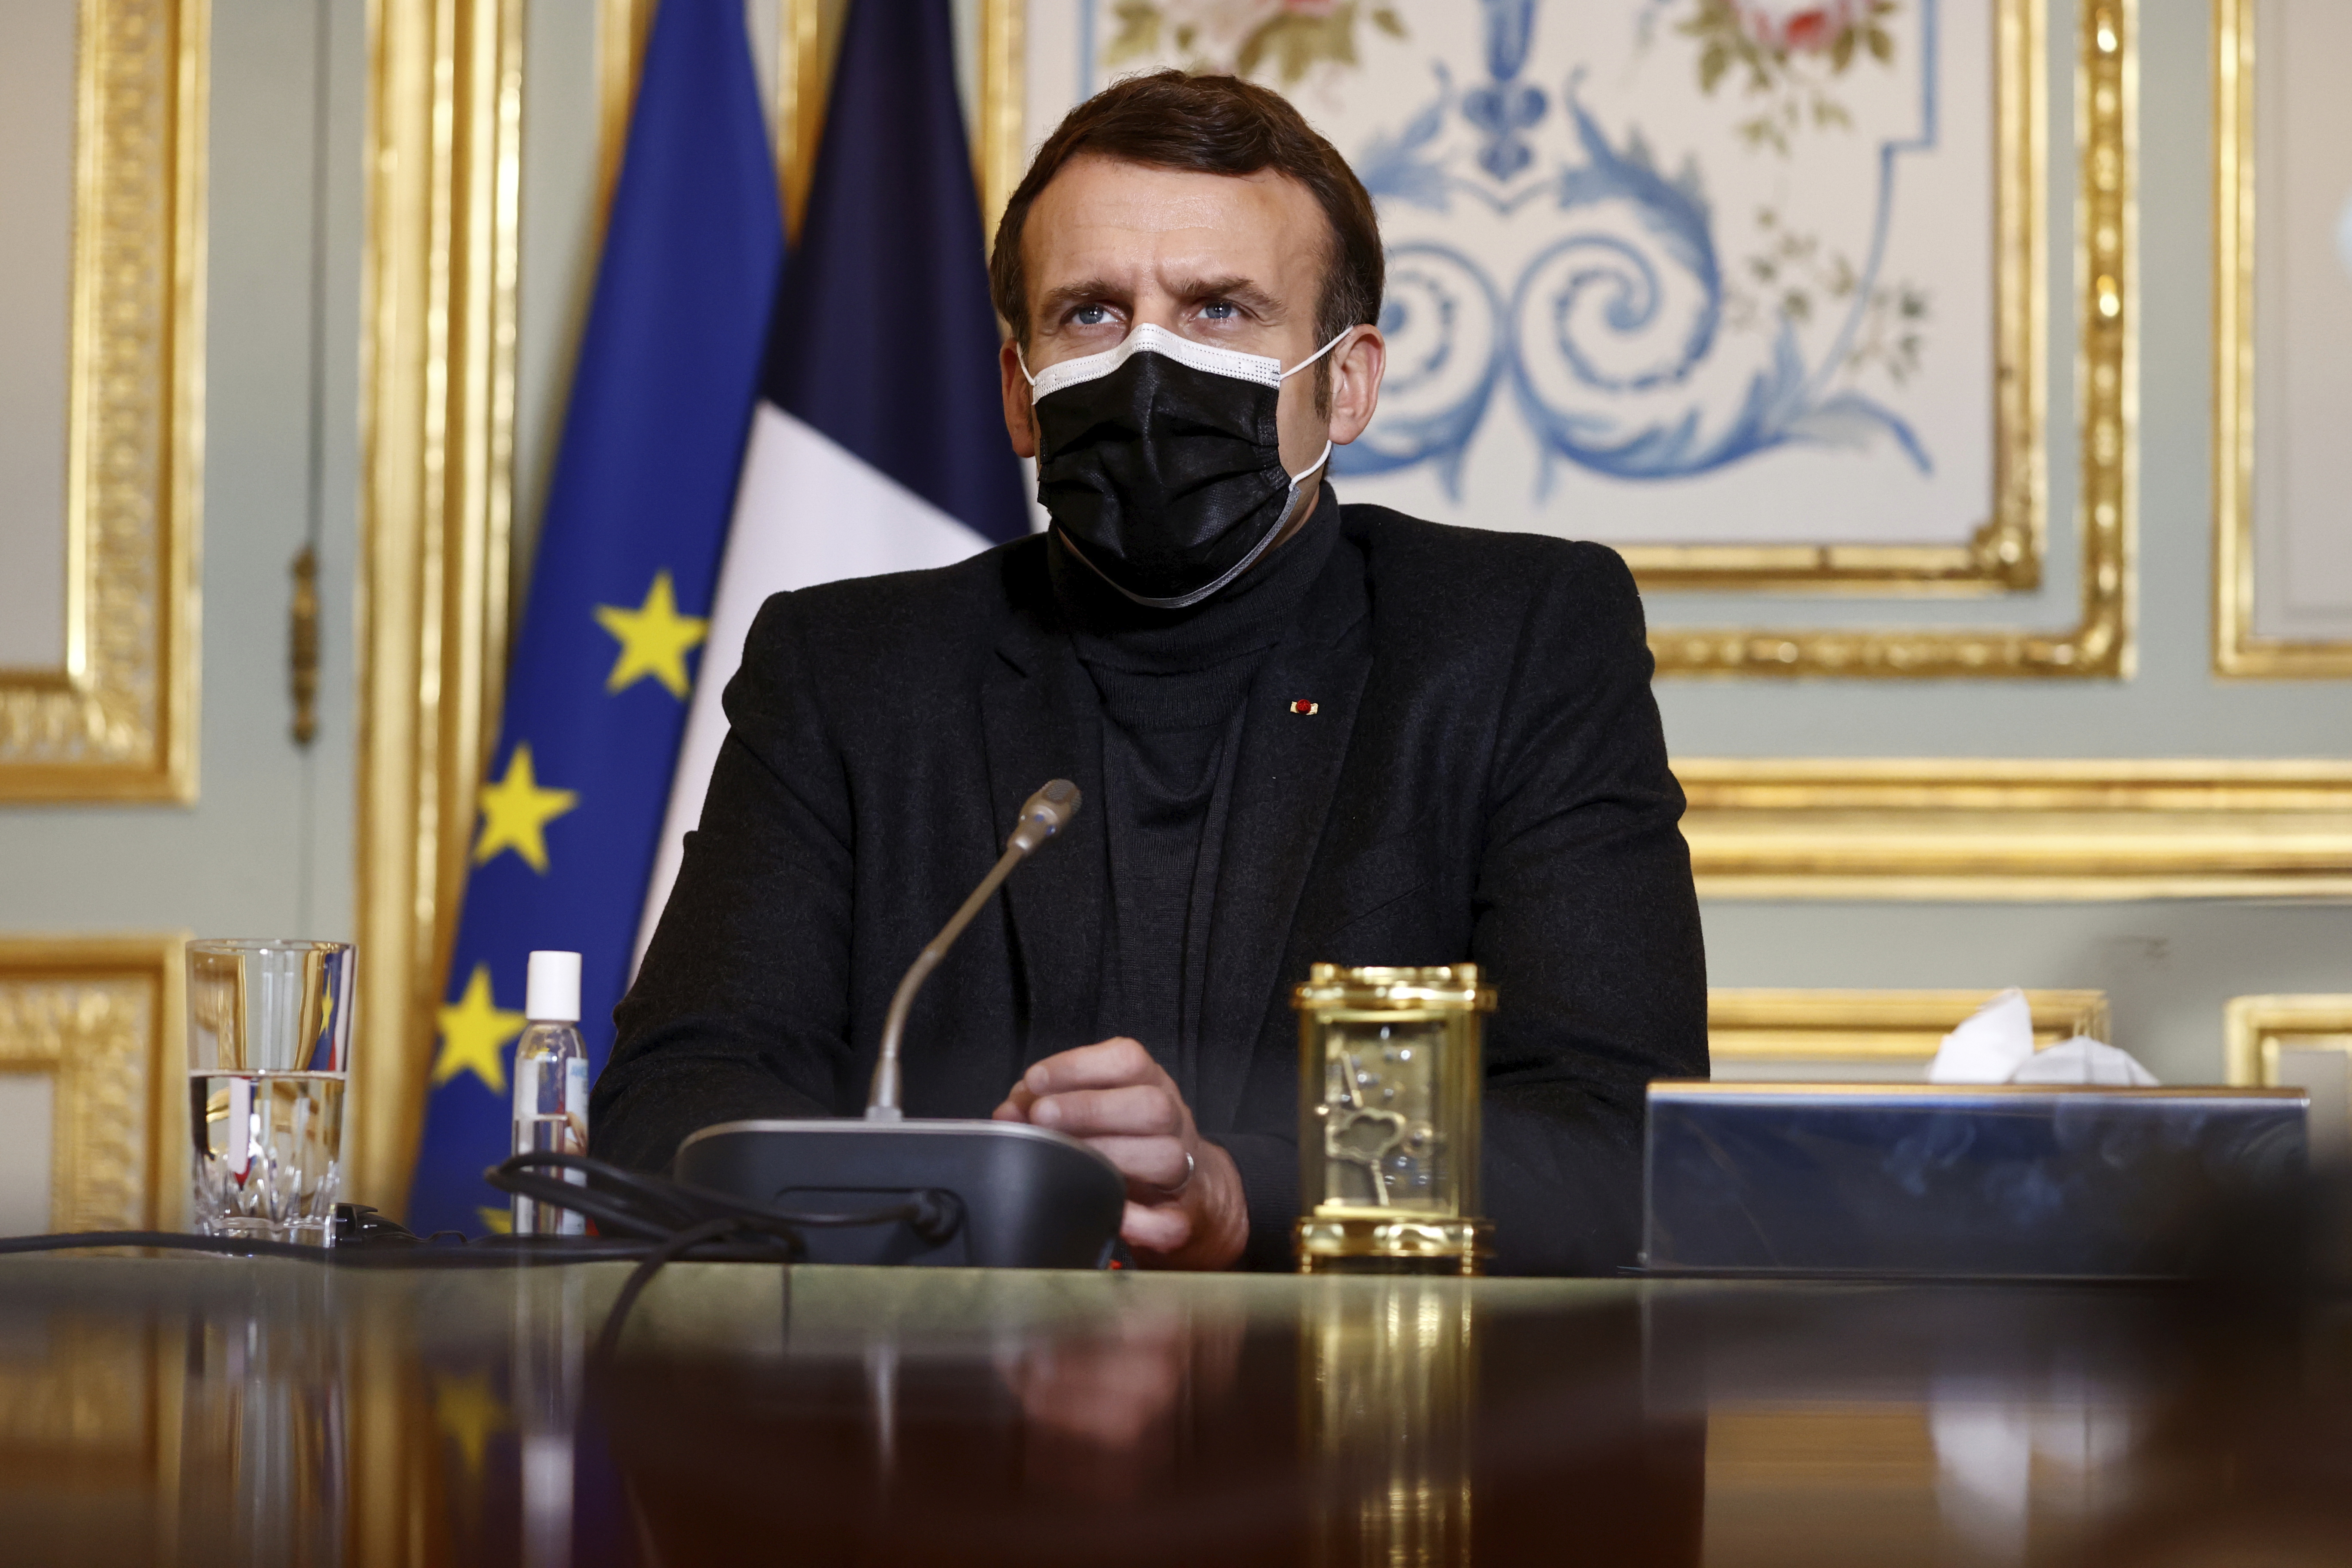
[1276,328,1351,484]
[1277,326,1354,383]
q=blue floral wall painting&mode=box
[1018,0,2005,571]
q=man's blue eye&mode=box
[1202,301,1236,320]
[1073,305,1110,325]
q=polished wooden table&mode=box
[0,1256,2345,1565]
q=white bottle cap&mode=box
[525,950,582,1022]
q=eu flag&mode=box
[407,0,784,1233]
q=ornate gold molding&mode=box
[2211,0,2352,677]
[1710,988,2110,1072]
[356,0,524,1217]
[0,0,205,801]
[1682,757,2352,898]
[1655,0,2132,672]
[0,935,184,1232]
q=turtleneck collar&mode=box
[1049,482,1342,676]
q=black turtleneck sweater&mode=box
[1048,487,1342,1105]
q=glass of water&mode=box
[187,939,355,1246]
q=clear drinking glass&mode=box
[187,939,356,1246]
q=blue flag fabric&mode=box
[407,0,784,1234]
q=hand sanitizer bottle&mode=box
[512,950,589,1236]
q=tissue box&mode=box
[1643,1082,2309,1278]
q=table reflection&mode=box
[0,1260,2345,1565]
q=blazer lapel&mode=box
[980,613,1106,1068]
[1197,530,1374,1133]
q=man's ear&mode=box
[1000,336,1038,460]
[1325,326,1386,447]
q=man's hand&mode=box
[992,1038,1248,1270]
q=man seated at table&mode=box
[592,70,1708,1274]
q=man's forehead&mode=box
[1024,156,1321,280]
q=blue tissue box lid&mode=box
[1642,1082,2309,1279]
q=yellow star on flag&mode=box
[472,742,578,873]
[432,1371,511,1481]
[433,963,524,1094]
[594,570,708,699]
[475,1206,514,1236]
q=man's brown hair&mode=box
[988,70,1384,370]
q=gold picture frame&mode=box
[1710,988,2110,1076]
[0,934,184,1233]
[978,0,2134,674]
[0,0,207,801]
[2211,0,2352,677]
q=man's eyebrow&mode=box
[1170,276,1283,317]
[1036,279,1130,319]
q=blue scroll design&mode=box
[1336,241,1508,498]
[1335,0,1940,494]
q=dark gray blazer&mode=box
[595,502,1709,1273]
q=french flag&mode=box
[640,0,1034,951]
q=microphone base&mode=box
[673,1118,1126,1269]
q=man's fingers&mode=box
[1120,1199,1193,1255]
[1081,1134,1192,1191]
[1022,1038,1161,1096]
[992,1079,1038,1122]
[1029,1084,1180,1139]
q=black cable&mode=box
[486,1150,961,1241]
[592,1215,801,1363]
[485,1152,962,1357]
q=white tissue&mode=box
[1926,989,2037,1084]
[2009,1037,2159,1086]
[1925,988,2161,1085]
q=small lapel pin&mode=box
[1290,700,1319,715]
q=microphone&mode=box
[866,779,1081,1121]
[671,777,1122,1268]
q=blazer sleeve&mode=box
[590,591,858,1172]
[1471,542,1709,1276]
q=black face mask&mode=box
[1024,323,1342,609]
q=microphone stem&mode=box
[867,841,1030,1120]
